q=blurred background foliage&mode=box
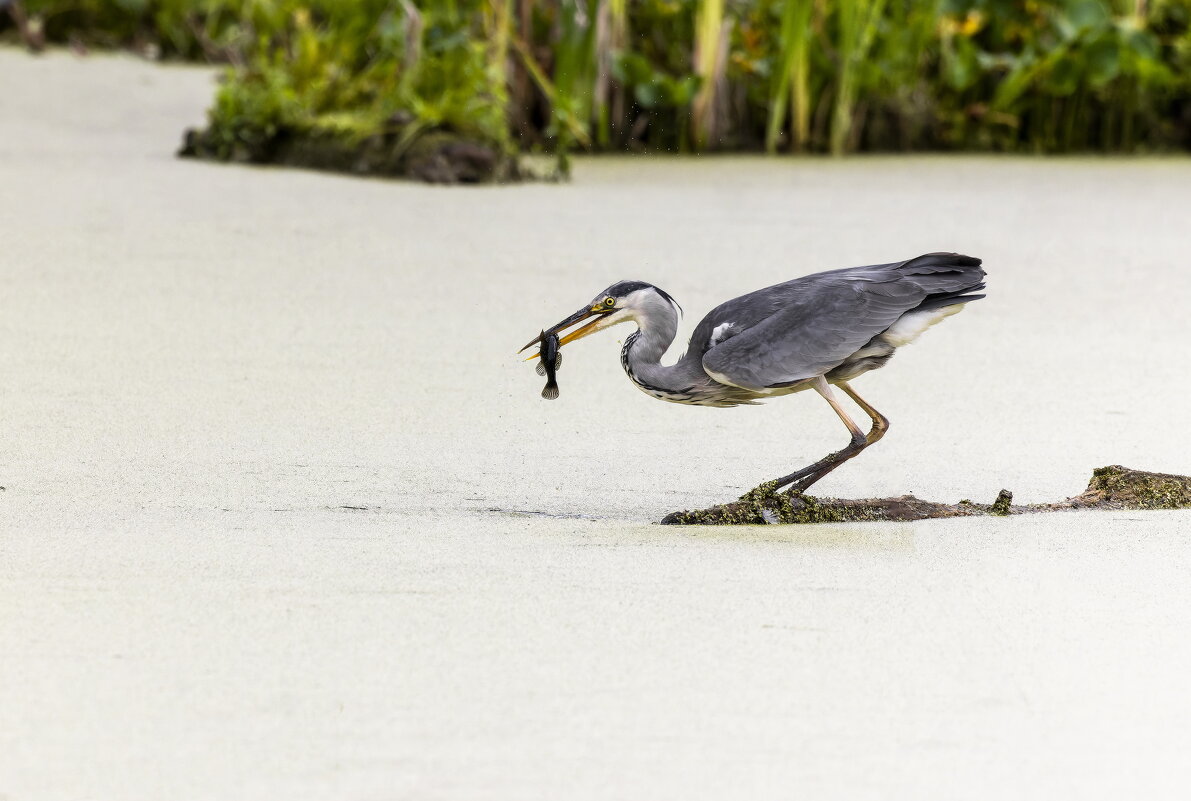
[8,0,1191,160]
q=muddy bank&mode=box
[179,122,520,184]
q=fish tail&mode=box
[541,381,559,400]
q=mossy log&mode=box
[659,465,1191,525]
[179,123,519,185]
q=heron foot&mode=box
[772,432,868,494]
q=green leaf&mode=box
[1046,55,1080,96]
[612,53,654,85]
[944,39,979,91]
[667,76,701,106]
[634,81,661,108]
[1085,37,1119,87]
[1122,28,1158,61]
[1064,0,1109,31]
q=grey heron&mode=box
[520,252,985,495]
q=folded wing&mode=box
[701,253,984,391]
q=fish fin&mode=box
[536,362,546,376]
[541,383,559,400]
[554,353,562,370]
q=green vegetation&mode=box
[7,0,1191,179]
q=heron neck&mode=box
[621,312,684,395]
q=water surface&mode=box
[2,48,1190,801]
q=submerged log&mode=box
[659,465,1191,525]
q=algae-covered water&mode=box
[3,48,1191,800]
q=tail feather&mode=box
[916,281,987,313]
[901,252,983,274]
[889,253,986,305]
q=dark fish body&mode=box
[536,331,562,399]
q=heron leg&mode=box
[836,380,889,445]
[772,377,869,493]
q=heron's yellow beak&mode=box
[519,305,613,359]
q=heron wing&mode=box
[701,253,983,390]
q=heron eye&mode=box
[604,297,616,307]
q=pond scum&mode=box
[6,0,1191,181]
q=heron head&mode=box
[519,281,681,355]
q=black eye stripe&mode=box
[599,282,681,316]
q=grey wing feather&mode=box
[701,253,983,390]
